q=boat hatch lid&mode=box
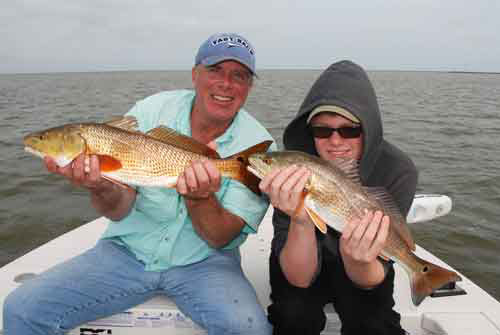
[421,312,500,335]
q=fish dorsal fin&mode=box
[329,158,361,184]
[365,186,416,250]
[105,116,139,132]
[145,126,220,159]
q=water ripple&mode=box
[1,70,499,301]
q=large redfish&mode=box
[247,150,461,306]
[23,116,272,194]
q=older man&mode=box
[4,33,275,335]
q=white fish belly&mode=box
[103,171,178,188]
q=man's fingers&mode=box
[191,161,209,190]
[183,165,198,191]
[258,167,282,192]
[280,167,307,195]
[86,155,101,185]
[350,209,373,243]
[286,168,310,215]
[341,217,358,242]
[371,214,390,252]
[202,160,220,191]
[44,157,59,173]
[268,166,299,207]
[363,210,383,243]
[176,173,188,194]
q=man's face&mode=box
[192,60,252,124]
[310,112,364,161]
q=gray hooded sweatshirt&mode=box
[271,60,418,264]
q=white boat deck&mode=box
[1,208,499,334]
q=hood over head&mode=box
[283,60,383,181]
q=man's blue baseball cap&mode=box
[195,33,256,75]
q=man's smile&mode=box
[212,94,234,102]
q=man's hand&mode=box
[44,153,135,220]
[44,154,112,191]
[339,210,390,288]
[177,159,243,248]
[258,165,311,224]
[260,165,318,287]
[177,160,221,200]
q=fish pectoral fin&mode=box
[145,126,220,159]
[304,205,328,234]
[97,155,123,172]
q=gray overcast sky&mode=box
[2,0,499,73]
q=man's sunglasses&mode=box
[309,125,362,139]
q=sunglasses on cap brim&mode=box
[309,125,362,139]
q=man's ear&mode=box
[192,66,198,86]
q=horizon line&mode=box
[1,68,499,76]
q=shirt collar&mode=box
[176,91,240,148]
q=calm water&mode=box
[1,70,499,302]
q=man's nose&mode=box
[328,130,343,144]
[217,71,234,88]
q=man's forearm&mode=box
[185,194,245,248]
[90,183,136,221]
[342,257,386,289]
[280,218,318,287]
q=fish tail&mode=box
[409,254,462,306]
[224,140,273,195]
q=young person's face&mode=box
[192,60,252,124]
[310,112,364,161]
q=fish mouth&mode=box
[24,146,45,159]
[247,155,272,180]
[246,165,263,180]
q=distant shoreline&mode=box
[1,69,500,76]
[445,71,500,75]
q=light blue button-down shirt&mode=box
[101,90,276,271]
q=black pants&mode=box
[267,251,406,335]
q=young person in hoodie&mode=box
[259,60,417,335]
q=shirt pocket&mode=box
[135,187,180,223]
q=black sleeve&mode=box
[270,208,291,257]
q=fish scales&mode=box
[73,124,246,185]
[24,118,272,194]
[247,150,462,306]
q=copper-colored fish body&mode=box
[24,117,272,194]
[248,150,462,306]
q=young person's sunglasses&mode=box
[309,125,362,139]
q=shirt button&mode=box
[164,236,169,241]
